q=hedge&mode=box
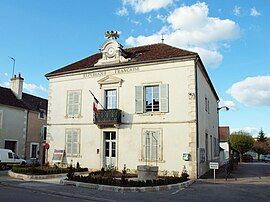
[12,165,88,175]
[68,174,189,187]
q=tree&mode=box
[253,129,270,160]
[252,141,269,160]
[229,131,254,162]
[257,129,267,142]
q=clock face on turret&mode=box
[106,47,116,58]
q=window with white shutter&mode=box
[66,90,81,117]
[135,84,169,114]
[0,110,3,129]
[141,129,162,162]
[65,128,80,157]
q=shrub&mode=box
[12,165,88,176]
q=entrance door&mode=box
[5,140,17,153]
[104,132,116,168]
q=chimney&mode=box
[10,73,24,99]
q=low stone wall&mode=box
[8,170,67,180]
[60,179,195,192]
[8,170,88,180]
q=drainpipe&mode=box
[24,110,29,160]
[194,57,199,179]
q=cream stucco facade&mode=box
[46,41,219,178]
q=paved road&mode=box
[0,162,269,202]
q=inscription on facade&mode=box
[83,67,140,78]
[83,71,106,78]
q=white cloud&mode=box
[156,14,166,22]
[146,15,152,23]
[231,127,259,136]
[23,82,47,94]
[227,76,270,106]
[122,0,173,13]
[4,72,9,77]
[250,7,261,16]
[130,19,141,25]
[125,2,240,68]
[219,99,237,111]
[116,6,129,16]
[233,6,241,16]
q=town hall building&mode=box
[45,33,219,178]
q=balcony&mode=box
[94,109,122,128]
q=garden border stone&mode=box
[8,170,89,180]
[60,178,195,192]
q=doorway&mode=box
[5,140,17,153]
[104,131,116,168]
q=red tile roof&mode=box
[0,86,47,112]
[219,126,230,142]
[45,43,197,77]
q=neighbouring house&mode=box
[219,126,230,165]
[45,35,220,178]
[0,74,47,163]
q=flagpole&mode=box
[89,90,106,110]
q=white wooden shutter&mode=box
[135,86,143,113]
[151,131,161,161]
[160,84,169,113]
[73,92,80,116]
[72,130,78,156]
[66,130,72,155]
[142,131,146,160]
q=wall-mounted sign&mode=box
[52,149,64,163]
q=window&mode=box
[41,125,47,140]
[210,135,213,160]
[205,97,208,112]
[0,110,3,129]
[105,89,117,109]
[205,133,209,161]
[214,137,219,157]
[8,152,13,159]
[145,86,159,112]
[65,128,80,157]
[135,84,169,113]
[142,129,162,161]
[38,109,46,119]
[66,90,81,117]
[30,143,39,159]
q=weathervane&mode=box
[105,31,119,40]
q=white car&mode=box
[0,149,26,169]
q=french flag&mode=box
[93,97,99,114]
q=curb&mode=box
[8,170,88,180]
[60,179,195,192]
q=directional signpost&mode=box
[209,162,219,183]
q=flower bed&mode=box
[12,165,88,175]
[67,168,189,187]
[69,175,188,187]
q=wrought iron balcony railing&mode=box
[94,109,122,127]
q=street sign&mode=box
[209,162,219,169]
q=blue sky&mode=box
[0,0,269,136]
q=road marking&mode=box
[171,188,184,195]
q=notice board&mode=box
[52,149,64,163]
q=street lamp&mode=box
[8,56,15,77]
[218,106,229,111]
